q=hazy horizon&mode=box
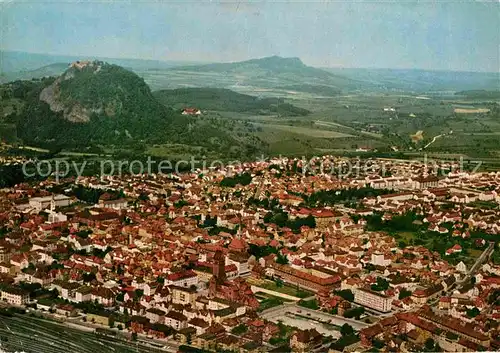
[3,49,500,75]
[1,0,499,73]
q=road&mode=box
[424,131,453,150]
[430,241,495,305]
[0,314,178,353]
[423,134,444,149]
[460,241,495,284]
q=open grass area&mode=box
[392,230,485,266]
[255,291,293,302]
[258,123,352,138]
[257,280,313,298]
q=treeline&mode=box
[455,90,500,99]
[220,172,252,187]
[365,212,422,233]
[301,187,394,207]
[0,164,28,187]
[153,88,310,116]
[263,210,316,231]
[72,185,125,204]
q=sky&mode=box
[1,0,499,72]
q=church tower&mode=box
[213,250,226,284]
[50,195,56,212]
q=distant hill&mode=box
[455,90,500,100]
[324,67,500,93]
[1,63,69,83]
[176,56,330,80]
[167,56,365,92]
[154,88,310,116]
[3,52,497,94]
[0,51,200,83]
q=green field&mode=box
[257,280,313,299]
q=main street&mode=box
[464,241,495,279]
[430,241,495,306]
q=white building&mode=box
[371,252,392,267]
[48,212,68,224]
[1,287,30,305]
[29,195,71,211]
[164,311,188,330]
[98,198,128,210]
[354,287,392,313]
[165,270,199,288]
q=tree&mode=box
[424,338,435,351]
[131,332,137,341]
[343,307,365,319]
[371,277,389,291]
[116,292,124,302]
[298,299,319,310]
[467,307,480,318]
[336,289,354,302]
[398,289,412,300]
[276,252,289,265]
[134,289,144,299]
[340,324,354,337]
[231,324,248,335]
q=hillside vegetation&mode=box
[0,62,267,159]
[153,88,310,116]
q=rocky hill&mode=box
[38,61,166,123]
[1,61,267,158]
[7,61,174,147]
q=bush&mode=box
[398,289,412,300]
[343,307,365,319]
[231,324,248,335]
[336,289,354,302]
[298,299,319,310]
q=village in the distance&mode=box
[0,154,499,353]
